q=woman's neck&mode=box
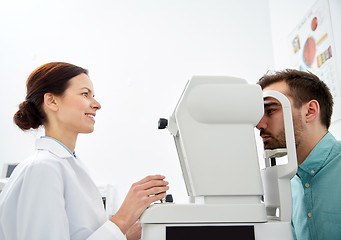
[44,127,78,153]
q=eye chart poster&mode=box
[288,0,341,122]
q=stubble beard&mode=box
[262,114,303,151]
[262,130,287,150]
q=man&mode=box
[256,69,341,240]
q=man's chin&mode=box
[263,141,278,150]
[264,146,276,150]
[263,143,286,150]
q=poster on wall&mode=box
[288,0,341,122]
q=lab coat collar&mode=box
[36,137,75,159]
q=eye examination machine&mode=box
[139,76,297,239]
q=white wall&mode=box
[269,0,341,139]
[0,0,274,207]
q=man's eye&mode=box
[266,109,275,115]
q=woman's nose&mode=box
[92,99,101,110]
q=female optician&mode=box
[0,62,169,240]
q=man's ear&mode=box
[305,100,320,123]
[43,93,59,112]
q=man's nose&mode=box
[256,115,266,130]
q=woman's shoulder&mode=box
[0,150,70,201]
[32,148,76,176]
[11,149,73,184]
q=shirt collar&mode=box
[36,136,76,159]
[299,132,335,176]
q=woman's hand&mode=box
[126,221,142,240]
[110,175,169,234]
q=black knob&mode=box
[165,194,173,203]
[158,118,168,129]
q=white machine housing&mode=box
[140,76,297,240]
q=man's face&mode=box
[257,96,286,149]
[256,81,304,150]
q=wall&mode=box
[269,0,341,139]
[0,0,274,207]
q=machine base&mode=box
[141,221,293,240]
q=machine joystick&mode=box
[165,194,173,203]
[159,194,173,204]
[158,118,168,129]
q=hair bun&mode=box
[13,101,43,130]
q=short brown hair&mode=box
[258,69,333,129]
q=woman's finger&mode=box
[148,192,167,204]
[136,179,168,191]
[134,175,165,185]
[145,186,170,196]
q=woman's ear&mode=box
[305,100,320,123]
[43,93,59,112]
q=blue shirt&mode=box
[291,132,341,240]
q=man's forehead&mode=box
[262,81,288,94]
[262,81,294,107]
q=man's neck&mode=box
[297,128,328,165]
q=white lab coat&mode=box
[0,137,126,240]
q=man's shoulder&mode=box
[329,137,341,160]
[314,132,340,155]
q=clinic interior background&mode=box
[1,0,341,208]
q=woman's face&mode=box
[54,73,101,135]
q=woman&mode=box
[0,62,169,240]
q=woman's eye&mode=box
[82,92,88,97]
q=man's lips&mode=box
[260,134,271,142]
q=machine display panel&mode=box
[166,225,255,240]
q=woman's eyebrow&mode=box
[80,87,92,93]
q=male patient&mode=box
[256,69,341,240]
